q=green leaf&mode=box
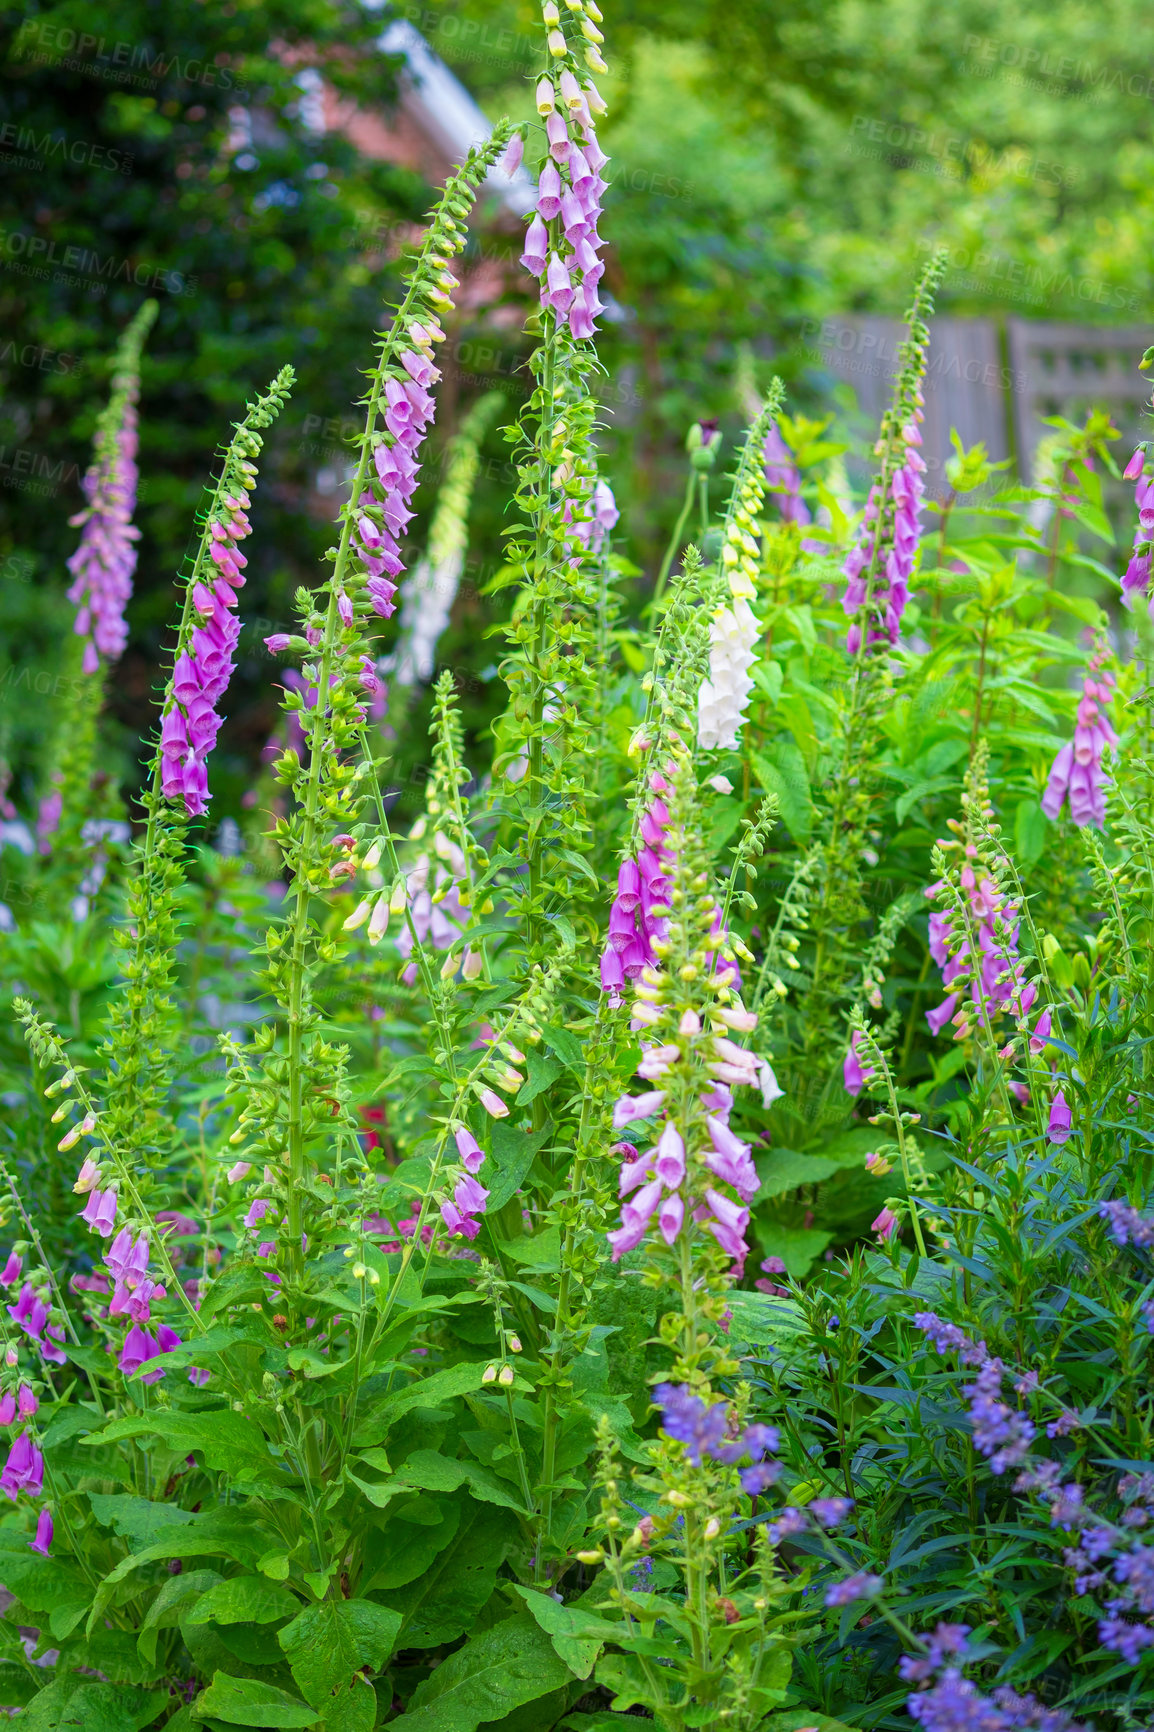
[764,1715,862,1732]
[511,1586,618,1680]
[354,1362,499,1445]
[539,1022,584,1072]
[756,1222,832,1278]
[389,1614,573,1732]
[486,1122,549,1213]
[16,1680,166,1732]
[85,1411,275,1485]
[136,1570,223,1665]
[192,1672,318,1727]
[277,1600,401,1706]
[516,1050,562,1105]
[753,1148,838,1202]
[724,1290,806,1348]
[500,1224,561,1272]
[751,744,813,842]
[378,1505,511,1649]
[396,1449,529,1513]
[1015,796,1047,868]
[187,1577,301,1627]
[88,1493,196,1552]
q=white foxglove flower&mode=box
[697,597,759,751]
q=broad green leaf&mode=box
[137,1569,223,1664]
[756,1222,832,1278]
[390,1614,573,1732]
[751,744,813,842]
[362,1499,462,1592]
[516,1050,562,1105]
[191,1672,318,1727]
[396,1449,528,1513]
[539,1022,584,1072]
[725,1289,806,1347]
[354,1362,499,1445]
[16,1679,166,1732]
[277,1599,401,1706]
[754,1148,838,1202]
[85,1411,275,1485]
[187,1577,301,1627]
[500,1225,561,1273]
[1015,796,1047,868]
[511,1586,619,1680]
[88,1494,195,1552]
[486,1120,550,1213]
[764,1714,861,1732]
[379,1504,511,1650]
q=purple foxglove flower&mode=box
[244,1198,274,1231]
[453,1174,489,1217]
[653,1122,686,1188]
[0,1253,21,1288]
[925,994,959,1037]
[703,1187,750,1267]
[28,1506,52,1555]
[502,131,524,176]
[81,1187,118,1236]
[16,1385,36,1420]
[568,284,598,341]
[658,1190,684,1245]
[1047,1088,1072,1144]
[543,253,574,314]
[119,1323,161,1379]
[106,1229,150,1287]
[454,1127,485,1173]
[537,160,562,219]
[479,1088,508,1119]
[6,1285,36,1328]
[66,365,144,675]
[0,1394,14,1426]
[399,348,438,388]
[872,1206,898,1241]
[440,1198,480,1241]
[600,943,625,994]
[619,1151,654,1197]
[843,1031,873,1096]
[0,1432,43,1500]
[189,1367,211,1387]
[613,1091,666,1128]
[520,213,548,276]
[704,1116,759,1201]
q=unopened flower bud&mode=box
[481,1364,497,1384]
[498,1365,514,1386]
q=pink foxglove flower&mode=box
[872,1207,899,1242]
[28,1507,52,1555]
[1047,1089,1072,1144]
[81,1187,118,1236]
[0,1433,43,1499]
[1041,648,1116,828]
[843,1031,874,1096]
[66,303,154,674]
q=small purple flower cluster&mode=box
[1042,647,1116,828]
[903,1624,1092,1732]
[913,1313,1036,1471]
[66,388,142,675]
[520,72,608,342]
[439,1126,490,1242]
[841,409,926,654]
[3,1255,65,1365]
[1098,1197,1154,1250]
[1022,1467,1154,1668]
[653,1383,780,1495]
[161,488,253,816]
[1121,444,1154,614]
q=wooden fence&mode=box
[803,315,1152,490]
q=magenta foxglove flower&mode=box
[872,1206,899,1242]
[28,1506,52,1555]
[702,1186,751,1270]
[0,1393,14,1426]
[1029,1008,1052,1054]
[0,1253,21,1288]
[843,1031,873,1096]
[66,354,145,675]
[16,1385,36,1420]
[612,1090,666,1128]
[1047,1088,1072,1144]
[106,1229,150,1288]
[1121,446,1154,613]
[1041,651,1116,828]
[0,1433,43,1500]
[81,1187,118,1236]
[454,1127,485,1174]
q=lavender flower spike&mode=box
[158,368,295,818]
[66,300,157,675]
